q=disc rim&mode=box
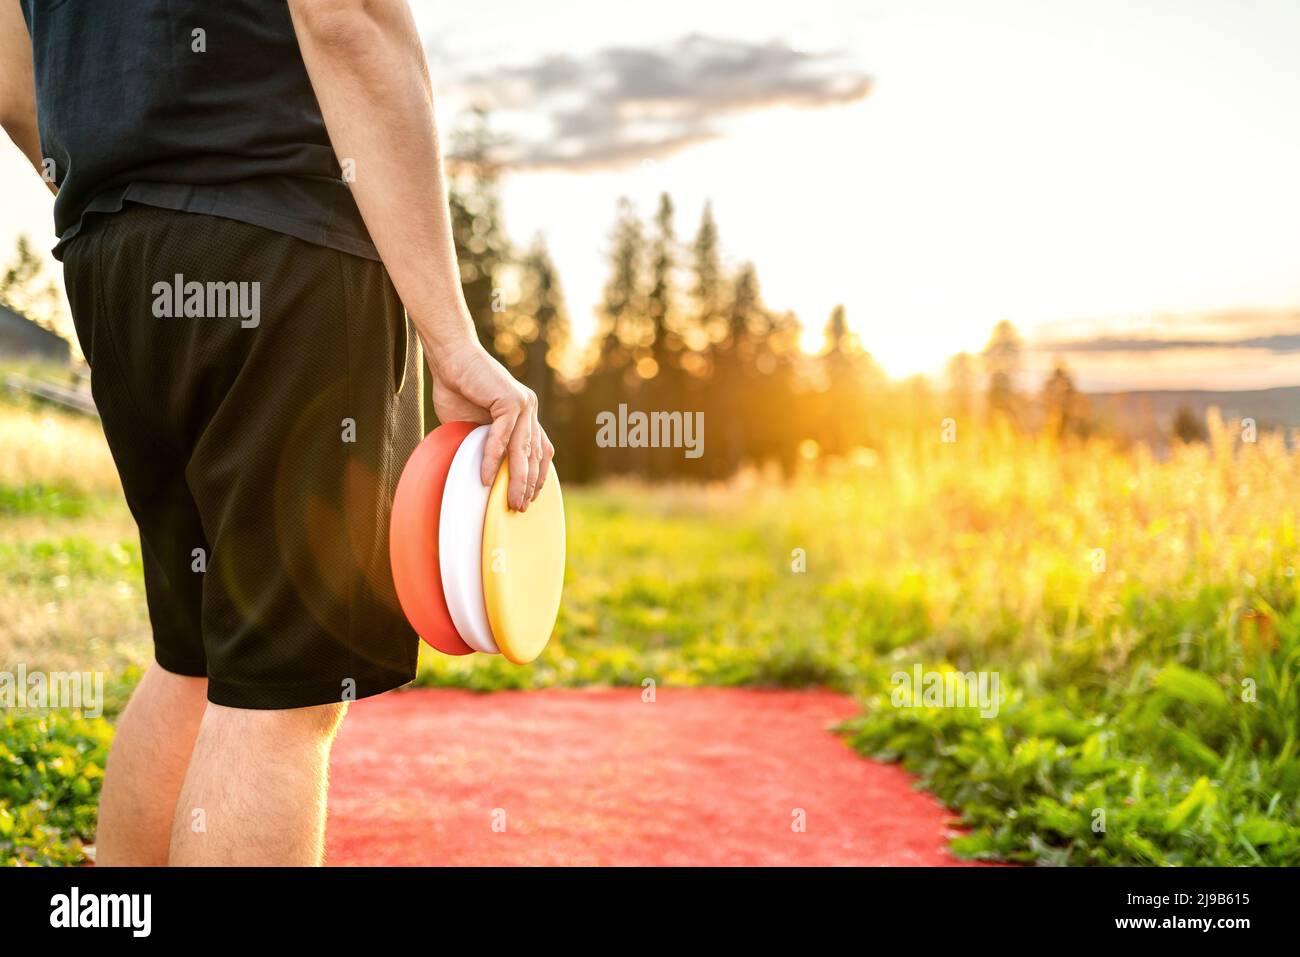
[389,420,478,656]
[439,425,500,654]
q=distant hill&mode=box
[0,303,70,364]
[1087,386,1300,433]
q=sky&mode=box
[4,0,1300,390]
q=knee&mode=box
[299,700,348,738]
[135,663,208,713]
[147,662,208,695]
[272,701,348,742]
[206,700,348,744]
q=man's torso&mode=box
[20,0,377,261]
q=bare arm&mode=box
[0,0,53,192]
[288,0,550,506]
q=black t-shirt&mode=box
[20,0,378,262]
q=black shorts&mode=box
[63,204,422,709]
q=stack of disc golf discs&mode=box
[389,422,566,664]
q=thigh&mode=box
[185,217,422,709]
[62,217,209,678]
[70,205,423,709]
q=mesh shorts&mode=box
[62,204,422,709]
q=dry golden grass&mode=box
[0,398,120,496]
[0,395,143,672]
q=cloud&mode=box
[450,33,872,169]
[1031,309,1300,355]
[1041,334,1300,354]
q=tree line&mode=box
[440,119,1109,483]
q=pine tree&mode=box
[713,263,763,473]
[820,305,856,456]
[447,107,511,360]
[983,320,1023,425]
[594,198,644,378]
[1041,358,1089,438]
[586,198,648,477]
[1172,404,1207,443]
[817,305,885,454]
[645,193,680,389]
[516,236,569,418]
[688,201,723,378]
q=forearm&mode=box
[2,112,52,191]
[288,0,475,358]
[0,0,53,194]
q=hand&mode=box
[429,342,554,510]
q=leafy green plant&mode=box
[0,710,112,866]
[841,612,1300,865]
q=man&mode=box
[0,0,553,866]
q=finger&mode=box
[534,429,555,495]
[525,435,541,502]
[481,407,518,487]
[525,409,543,502]
[506,411,534,510]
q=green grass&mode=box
[0,484,102,519]
[0,536,141,585]
[416,483,861,690]
[2,398,1298,865]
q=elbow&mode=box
[0,100,21,134]
[288,0,392,52]
[0,108,34,146]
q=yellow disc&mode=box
[482,461,566,664]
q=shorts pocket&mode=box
[392,304,410,396]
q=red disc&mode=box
[390,421,479,655]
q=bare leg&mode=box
[168,701,347,866]
[95,664,208,866]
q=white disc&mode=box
[438,425,499,654]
